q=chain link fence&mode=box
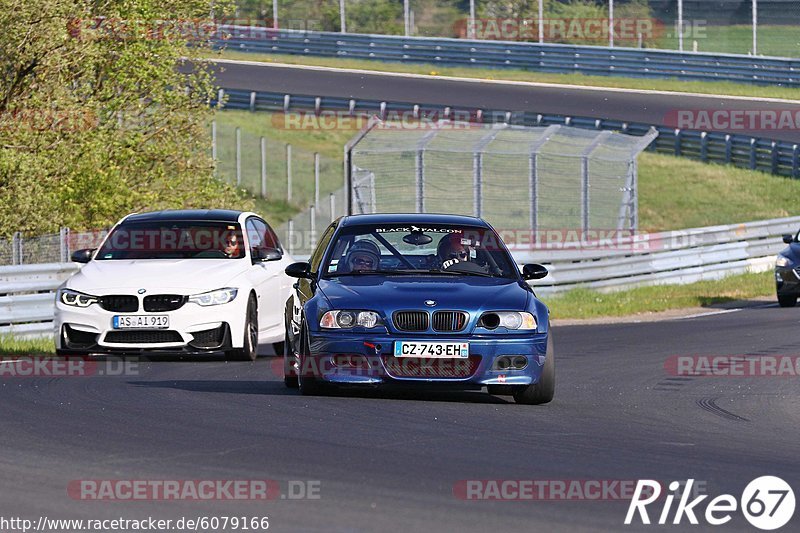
[0,230,108,267]
[346,121,658,238]
[231,1,800,57]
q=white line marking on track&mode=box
[672,308,742,320]
[211,58,800,104]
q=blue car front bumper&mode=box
[304,331,549,387]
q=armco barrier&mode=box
[3,217,796,337]
[213,88,800,179]
[0,263,79,339]
[215,26,800,87]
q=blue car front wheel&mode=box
[512,334,555,405]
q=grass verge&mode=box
[542,271,774,320]
[0,335,55,356]
[212,50,800,101]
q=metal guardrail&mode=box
[0,263,79,339]
[2,217,796,337]
[214,88,800,179]
[216,26,800,87]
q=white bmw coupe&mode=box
[54,210,293,360]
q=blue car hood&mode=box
[318,276,529,312]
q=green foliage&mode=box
[0,0,252,238]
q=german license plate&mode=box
[113,315,169,329]
[394,341,469,358]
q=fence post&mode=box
[211,120,217,165]
[310,205,317,247]
[12,232,21,266]
[287,220,294,255]
[260,137,267,199]
[286,144,293,202]
[415,149,425,213]
[59,227,69,263]
[314,152,320,206]
[752,0,758,55]
[472,152,482,217]
[330,193,336,222]
[235,127,241,187]
[529,153,538,247]
[339,0,346,33]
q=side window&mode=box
[245,218,265,257]
[309,224,336,272]
[246,217,283,257]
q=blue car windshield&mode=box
[322,224,518,279]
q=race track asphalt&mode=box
[209,60,800,143]
[1,302,798,532]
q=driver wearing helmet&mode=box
[437,233,472,270]
[344,239,381,272]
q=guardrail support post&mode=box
[750,138,757,170]
[700,132,708,162]
[250,91,256,112]
[674,129,682,156]
[260,137,268,199]
[724,135,732,163]
[771,142,779,174]
[792,145,799,179]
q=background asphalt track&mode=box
[209,61,800,143]
[1,303,798,532]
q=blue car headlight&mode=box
[479,311,537,330]
[188,288,238,306]
[321,310,383,329]
[776,255,792,268]
[58,288,99,308]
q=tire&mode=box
[297,324,326,396]
[513,333,555,405]
[283,326,298,389]
[778,293,797,308]
[226,295,258,362]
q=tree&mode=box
[0,0,250,237]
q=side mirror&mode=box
[783,234,794,244]
[285,261,312,279]
[252,248,282,263]
[522,263,548,280]
[70,249,94,264]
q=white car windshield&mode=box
[95,221,245,260]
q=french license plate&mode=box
[113,315,169,329]
[394,341,469,358]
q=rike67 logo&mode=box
[625,477,795,530]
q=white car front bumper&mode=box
[54,289,249,354]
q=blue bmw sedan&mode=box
[282,214,554,405]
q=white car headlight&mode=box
[320,310,382,329]
[480,311,537,330]
[188,288,238,306]
[58,288,99,308]
[776,255,792,268]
